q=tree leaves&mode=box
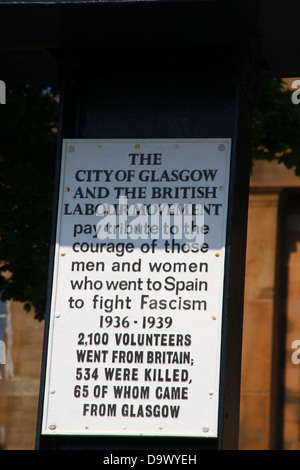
[0,85,59,320]
[252,78,300,176]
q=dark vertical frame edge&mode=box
[35,49,68,450]
[217,55,255,449]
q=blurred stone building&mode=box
[240,159,300,450]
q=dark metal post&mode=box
[36,41,257,450]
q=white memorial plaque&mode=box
[41,138,231,437]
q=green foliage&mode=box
[0,85,59,320]
[252,78,300,176]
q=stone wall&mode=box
[0,301,44,450]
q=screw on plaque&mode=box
[218,144,225,151]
